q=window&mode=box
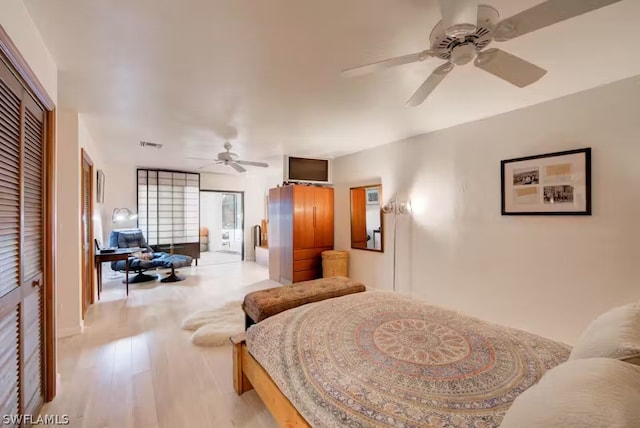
[137,169,200,245]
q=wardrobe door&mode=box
[313,187,334,248]
[0,62,22,425]
[293,185,315,250]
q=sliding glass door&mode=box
[199,191,244,265]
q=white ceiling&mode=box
[24,0,640,172]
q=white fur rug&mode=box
[182,279,281,347]
[182,300,244,346]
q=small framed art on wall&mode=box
[97,169,105,203]
[501,148,591,215]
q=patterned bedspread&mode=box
[246,292,571,428]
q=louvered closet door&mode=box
[0,60,45,422]
[81,156,92,318]
[0,61,22,426]
[22,96,45,416]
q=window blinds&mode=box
[137,169,200,246]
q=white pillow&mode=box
[570,302,640,363]
[500,358,640,428]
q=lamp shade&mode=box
[112,208,138,223]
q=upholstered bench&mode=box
[242,276,366,329]
[160,254,193,283]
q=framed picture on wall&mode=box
[366,188,379,205]
[501,148,591,215]
[96,169,105,203]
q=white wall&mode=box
[55,111,81,337]
[55,110,105,337]
[0,0,57,102]
[79,115,106,245]
[334,76,640,345]
[100,161,138,244]
[200,192,222,252]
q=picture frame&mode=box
[96,169,105,203]
[366,188,379,205]
[501,148,591,216]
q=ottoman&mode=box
[160,254,193,283]
[242,276,366,329]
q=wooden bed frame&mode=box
[231,333,310,428]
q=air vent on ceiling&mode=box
[139,141,163,149]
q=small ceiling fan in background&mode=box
[188,142,269,172]
[343,0,623,106]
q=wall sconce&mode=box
[382,198,411,215]
[112,208,138,223]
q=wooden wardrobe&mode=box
[268,185,334,284]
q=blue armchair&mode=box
[109,229,194,283]
[109,229,168,283]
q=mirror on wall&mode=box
[350,185,383,252]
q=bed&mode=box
[232,292,571,427]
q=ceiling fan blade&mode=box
[494,0,624,41]
[186,157,218,162]
[439,0,478,37]
[197,162,217,170]
[406,63,454,107]
[236,160,269,168]
[229,162,247,173]
[342,51,433,78]
[475,49,547,88]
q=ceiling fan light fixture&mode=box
[450,44,477,66]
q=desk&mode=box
[95,249,136,298]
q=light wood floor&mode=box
[44,262,279,428]
[199,250,242,266]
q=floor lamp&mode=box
[107,208,139,279]
[382,198,411,292]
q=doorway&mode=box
[199,190,244,265]
[80,149,94,317]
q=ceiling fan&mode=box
[189,142,269,173]
[343,0,623,106]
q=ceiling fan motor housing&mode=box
[439,0,478,38]
[430,5,500,63]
